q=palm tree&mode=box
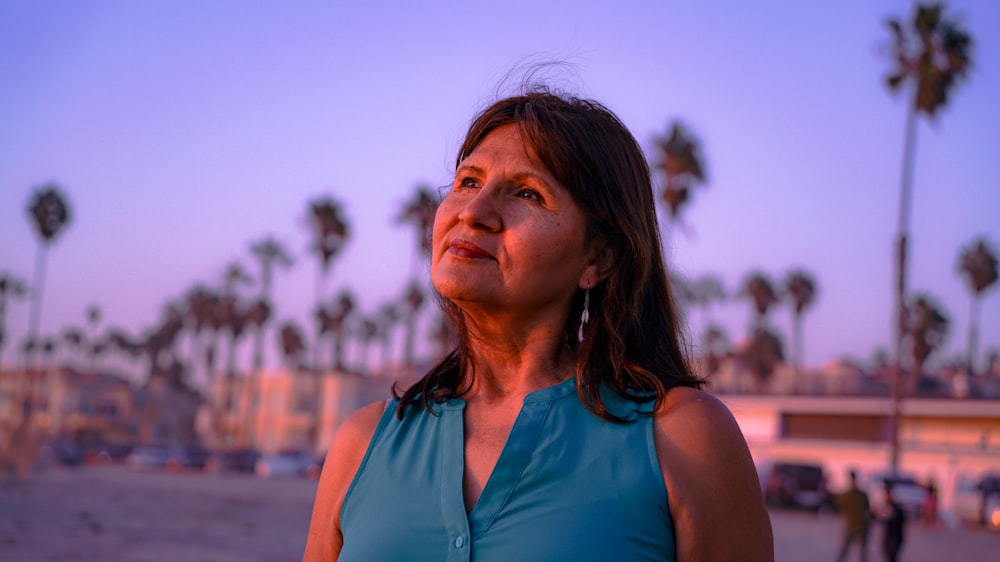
[222,297,250,376]
[884,3,972,470]
[39,336,58,367]
[957,237,998,376]
[85,304,102,371]
[656,121,706,242]
[399,281,427,372]
[689,274,726,357]
[741,272,780,331]
[0,273,28,368]
[742,327,784,391]
[668,272,694,324]
[182,285,217,384]
[106,326,142,381]
[249,236,293,371]
[329,291,356,371]
[218,262,251,375]
[314,291,357,372]
[903,293,950,395]
[358,316,379,375]
[307,197,350,369]
[242,297,272,446]
[204,292,228,377]
[740,272,782,389]
[217,297,251,448]
[701,323,730,380]
[25,183,72,368]
[692,275,726,325]
[223,262,252,296]
[143,303,185,377]
[398,186,439,274]
[18,337,38,370]
[377,302,401,373]
[61,326,86,367]
[89,335,108,373]
[278,321,307,371]
[313,304,334,370]
[784,269,818,377]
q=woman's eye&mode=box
[516,188,540,201]
[457,177,479,190]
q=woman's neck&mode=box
[461,314,574,403]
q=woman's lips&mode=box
[448,239,493,259]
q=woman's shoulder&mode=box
[317,399,387,495]
[303,400,388,560]
[652,386,753,480]
[655,386,737,435]
[332,400,390,452]
[651,386,773,560]
[652,386,750,474]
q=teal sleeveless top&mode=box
[338,377,676,561]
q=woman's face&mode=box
[431,124,600,320]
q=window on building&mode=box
[781,413,884,442]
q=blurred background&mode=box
[2,0,997,376]
[1,0,999,559]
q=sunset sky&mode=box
[2,0,998,374]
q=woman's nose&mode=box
[457,183,502,231]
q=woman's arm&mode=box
[302,401,385,561]
[654,387,774,561]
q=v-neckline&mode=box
[439,377,577,539]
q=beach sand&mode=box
[2,465,997,561]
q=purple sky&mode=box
[2,0,998,374]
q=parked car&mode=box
[954,473,1000,531]
[48,435,83,467]
[212,448,260,474]
[760,461,833,512]
[254,450,323,479]
[126,444,211,473]
[868,471,927,518]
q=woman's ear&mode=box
[579,239,616,289]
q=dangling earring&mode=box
[577,289,590,343]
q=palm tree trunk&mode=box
[792,312,803,382]
[909,358,923,396]
[332,329,345,372]
[312,371,326,453]
[252,325,265,371]
[313,268,326,371]
[381,336,392,374]
[404,314,416,371]
[26,244,49,370]
[967,296,980,377]
[0,294,8,368]
[226,333,238,376]
[361,341,370,375]
[890,97,919,472]
[243,370,259,449]
[191,330,206,389]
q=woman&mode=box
[304,90,773,561]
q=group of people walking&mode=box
[836,470,923,562]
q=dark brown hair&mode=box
[395,89,702,422]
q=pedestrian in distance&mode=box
[921,478,939,528]
[880,480,907,562]
[836,469,871,562]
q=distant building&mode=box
[199,367,398,454]
[133,368,202,446]
[722,393,1000,515]
[0,363,406,466]
[0,366,203,460]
